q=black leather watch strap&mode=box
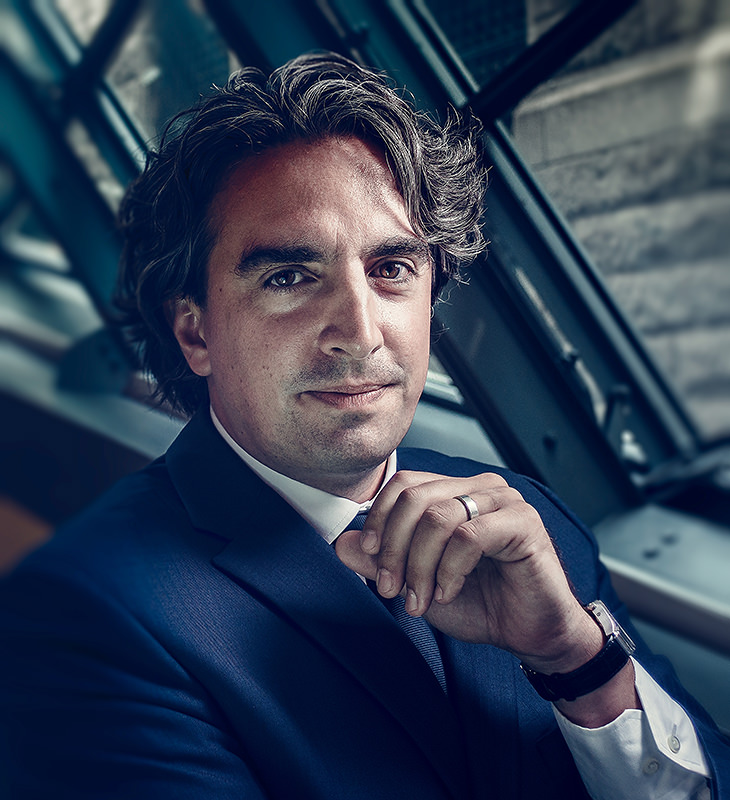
[520,633,630,702]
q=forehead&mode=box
[207,137,416,253]
[217,135,397,197]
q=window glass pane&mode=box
[418,0,581,88]
[508,0,730,440]
[105,0,240,144]
[65,119,125,212]
[1,201,70,275]
[0,164,67,274]
[0,165,102,349]
[53,0,112,45]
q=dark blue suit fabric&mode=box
[0,409,727,798]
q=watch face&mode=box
[587,600,636,656]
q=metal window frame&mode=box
[432,121,701,524]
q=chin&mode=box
[320,428,403,472]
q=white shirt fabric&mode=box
[211,408,397,543]
[210,408,712,800]
[556,663,711,799]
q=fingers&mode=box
[360,471,481,601]
[356,470,544,616]
[335,530,378,581]
[360,470,504,558]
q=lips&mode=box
[316,384,386,394]
[303,384,391,408]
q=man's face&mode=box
[173,137,432,499]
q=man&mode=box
[0,53,727,799]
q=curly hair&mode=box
[116,52,487,416]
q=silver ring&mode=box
[454,494,479,521]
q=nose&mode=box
[318,272,384,359]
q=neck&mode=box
[209,405,392,502]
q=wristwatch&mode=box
[520,600,636,702]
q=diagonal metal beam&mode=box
[469,0,637,121]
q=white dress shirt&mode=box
[210,408,712,800]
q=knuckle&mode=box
[399,484,428,508]
[516,501,542,527]
[501,486,524,503]
[420,502,453,529]
[498,502,531,530]
[480,471,507,488]
[390,470,418,489]
[452,521,481,547]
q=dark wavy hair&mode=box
[116,52,487,416]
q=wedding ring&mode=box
[454,494,479,521]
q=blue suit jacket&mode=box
[0,409,727,798]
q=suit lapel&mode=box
[442,637,522,798]
[166,410,469,799]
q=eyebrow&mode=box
[234,236,431,276]
[364,237,431,265]
[235,245,325,276]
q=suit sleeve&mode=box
[522,475,730,799]
[0,563,269,799]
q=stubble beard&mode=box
[273,403,411,488]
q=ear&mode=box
[170,297,212,377]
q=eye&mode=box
[373,261,409,280]
[265,268,306,289]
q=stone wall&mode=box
[514,0,730,439]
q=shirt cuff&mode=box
[554,659,710,800]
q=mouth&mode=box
[302,384,391,408]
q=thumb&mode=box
[335,529,378,581]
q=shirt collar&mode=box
[209,406,397,544]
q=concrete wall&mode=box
[514,0,730,439]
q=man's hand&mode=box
[337,470,640,726]
[337,470,606,677]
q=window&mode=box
[53,0,112,45]
[506,0,730,440]
[104,0,240,144]
[0,163,102,354]
[411,0,730,444]
[419,0,581,88]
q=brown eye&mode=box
[376,262,404,279]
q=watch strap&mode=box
[520,633,631,702]
[520,601,636,702]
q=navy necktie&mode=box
[348,511,448,694]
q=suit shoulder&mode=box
[398,447,534,491]
[5,455,200,588]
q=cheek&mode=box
[211,313,303,389]
[385,301,431,371]
[412,305,434,381]
[203,307,258,382]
